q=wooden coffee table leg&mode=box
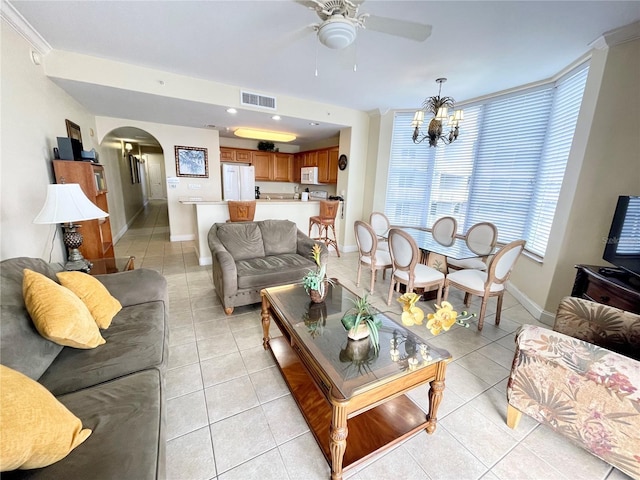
[260,292,270,349]
[330,400,348,480]
[426,362,447,434]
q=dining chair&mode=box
[448,222,498,271]
[354,221,392,294]
[387,228,445,306]
[369,211,391,250]
[309,200,340,256]
[227,200,256,222]
[443,239,526,330]
[431,216,457,246]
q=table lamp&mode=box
[33,183,109,271]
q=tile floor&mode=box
[114,201,631,480]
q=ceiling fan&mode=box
[300,0,432,49]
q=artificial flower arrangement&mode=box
[301,244,333,301]
[398,293,474,335]
[426,301,475,335]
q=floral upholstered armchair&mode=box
[507,296,640,479]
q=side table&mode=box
[83,256,135,275]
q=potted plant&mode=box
[340,295,382,353]
[302,244,332,303]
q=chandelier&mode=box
[411,78,464,147]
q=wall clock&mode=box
[338,154,348,170]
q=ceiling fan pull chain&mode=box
[315,40,319,77]
[353,36,358,72]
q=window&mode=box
[385,62,589,257]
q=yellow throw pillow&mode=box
[0,365,92,471]
[22,269,106,349]
[57,271,122,329]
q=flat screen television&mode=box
[603,195,640,277]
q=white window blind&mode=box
[385,61,589,257]
[618,197,640,254]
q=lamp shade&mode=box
[33,184,108,224]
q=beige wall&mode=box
[366,38,640,323]
[0,22,100,262]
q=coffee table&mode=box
[261,280,452,480]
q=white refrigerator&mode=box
[221,164,255,200]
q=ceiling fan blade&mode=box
[363,14,432,42]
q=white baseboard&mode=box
[170,234,195,242]
[199,256,213,266]
[506,281,554,326]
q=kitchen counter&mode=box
[180,198,338,265]
[179,197,320,205]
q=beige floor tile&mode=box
[489,443,566,480]
[249,365,289,403]
[239,344,277,373]
[166,390,209,440]
[358,445,429,480]
[455,351,510,386]
[439,363,493,402]
[204,375,259,423]
[166,427,216,480]
[169,324,196,346]
[261,394,309,445]
[197,331,239,361]
[278,432,330,480]
[200,351,248,387]
[476,341,517,369]
[168,342,200,369]
[217,448,289,480]
[194,318,232,341]
[210,406,277,474]
[166,362,203,399]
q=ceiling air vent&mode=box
[240,91,277,111]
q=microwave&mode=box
[301,166,321,185]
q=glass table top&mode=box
[263,280,451,399]
[400,227,494,260]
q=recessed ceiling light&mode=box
[205,124,216,128]
[309,122,320,126]
[234,128,296,142]
[226,108,237,114]
[272,115,281,121]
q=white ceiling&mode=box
[9,0,640,146]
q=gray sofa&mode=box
[0,257,168,479]
[208,219,328,314]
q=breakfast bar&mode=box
[180,197,342,266]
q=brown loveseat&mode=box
[507,296,640,479]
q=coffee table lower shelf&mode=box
[269,336,432,475]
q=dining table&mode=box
[391,227,496,273]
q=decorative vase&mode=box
[340,337,371,363]
[347,322,370,341]
[309,281,328,303]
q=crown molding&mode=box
[1,0,51,55]
[589,20,640,50]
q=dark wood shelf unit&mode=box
[572,264,640,314]
[52,160,114,262]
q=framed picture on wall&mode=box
[129,154,136,184]
[175,146,208,178]
[65,119,82,145]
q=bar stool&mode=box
[309,200,340,257]
[227,200,256,222]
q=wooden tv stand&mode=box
[572,265,640,314]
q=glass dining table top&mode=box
[396,227,494,260]
[263,280,451,399]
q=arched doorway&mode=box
[100,127,167,243]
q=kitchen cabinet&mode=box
[52,160,114,261]
[251,151,272,181]
[297,146,340,184]
[272,153,292,181]
[220,147,252,164]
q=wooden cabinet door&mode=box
[328,148,339,184]
[317,149,330,183]
[304,151,318,167]
[220,147,235,162]
[235,150,252,163]
[273,153,292,181]
[252,151,272,180]
[292,154,303,183]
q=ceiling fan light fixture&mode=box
[234,128,296,143]
[317,16,357,49]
